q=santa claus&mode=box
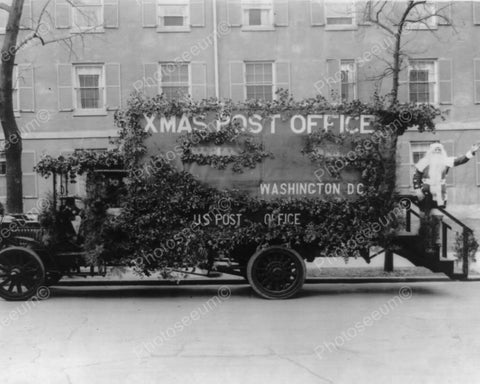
[413,142,480,209]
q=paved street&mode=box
[1,281,480,384]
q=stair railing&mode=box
[397,194,473,279]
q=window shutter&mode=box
[57,64,73,111]
[474,59,480,104]
[55,0,71,29]
[444,140,455,186]
[310,0,325,26]
[226,0,242,27]
[142,0,157,27]
[21,151,37,198]
[397,60,409,103]
[23,177,37,198]
[12,79,19,111]
[105,63,121,110]
[437,3,451,26]
[274,0,288,27]
[396,140,411,189]
[21,152,35,174]
[476,153,480,186]
[190,0,205,27]
[438,59,453,105]
[20,0,32,30]
[229,61,244,102]
[474,2,480,25]
[275,61,290,94]
[311,59,325,96]
[0,176,5,197]
[356,60,371,102]
[18,64,34,112]
[326,58,340,100]
[143,63,159,98]
[104,0,119,28]
[191,62,207,100]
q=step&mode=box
[391,238,454,276]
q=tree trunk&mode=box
[384,249,394,272]
[0,0,25,214]
[390,34,401,105]
[380,128,399,271]
[390,1,416,106]
[4,134,22,213]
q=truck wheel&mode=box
[0,247,46,301]
[247,246,306,299]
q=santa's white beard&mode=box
[428,154,447,204]
[429,154,447,183]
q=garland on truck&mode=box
[178,121,273,173]
[35,149,127,264]
[36,91,445,274]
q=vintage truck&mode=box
[0,96,474,300]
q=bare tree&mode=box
[0,0,26,214]
[0,0,100,213]
[363,1,452,272]
[365,0,452,105]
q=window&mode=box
[0,0,10,34]
[0,151,37,198]
[160,63,189,100]
[411,141,455,186]
[72,0,104,32]
[0,151,6,197]
[475,59,480,104]
[158,0,189,31]
[405,2,437,30]
[74,65,105,113]
[242,0,273,30]
[245,62,273,101]
[476,152,480,186]
[340,60,356,102]
[325,1,355,29]
[0,151,5,176]
[410,141,438,165]
[409,60,437,104]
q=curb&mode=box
[54,276,480,287]
[305,277,480,283]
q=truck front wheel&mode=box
[247,246,306,299]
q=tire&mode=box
[247,246,306,299]
[0,247,46,301]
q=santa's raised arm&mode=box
[413,142,480,209]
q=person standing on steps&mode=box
[412,142,480,255]
[413,142,480,211]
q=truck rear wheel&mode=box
[247,246,306,299]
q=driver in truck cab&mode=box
[413,142,480,210]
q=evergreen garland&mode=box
[34,91,447,274]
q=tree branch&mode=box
[368,1,396,36]
[14,0,101,56]
[0,2,11,13]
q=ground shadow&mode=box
[298,283,447,299]
[43,281,458,300]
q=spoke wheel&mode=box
[247,246,306,299]
[0,247,45,301]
